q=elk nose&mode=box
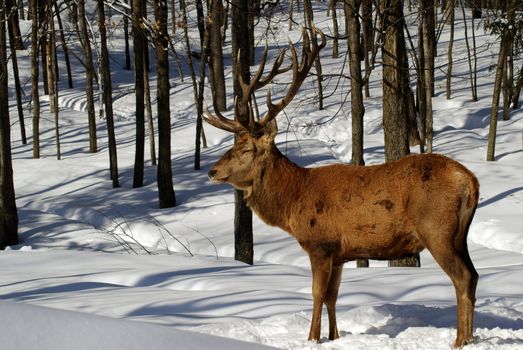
[208,169,217,180]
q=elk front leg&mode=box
[307,251,334,342]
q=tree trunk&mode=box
[132,0,145,188]
[124,0,131,70]
[78,0,97,153]
[31,0,40,159]
[232,0,253,265]
[54,2,73,89]
[304,0,324,110]
[144,58,156,165]
[0,2,18,249]
[345,0,365,168]
[330,0,339,58]
[362,0,373,97]
[38,1,48,95]
[421,0,434,153]
[208,0,226,111]
[154,0,176,208]
[46,0,61,160]
[5,0,23,49]
[98,0,119,187]
[381,0,420,267]
[446,0,455,99]
[6,0,26,144]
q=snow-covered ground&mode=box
[1,4,522,349]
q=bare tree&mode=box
[31,0,41,158]
[154,0,176,208]
[0,2,18,249]
[303,0,324,109]
[420,0,434,152]
[77,0,97,153]
[46,0,61,160]
[232,0,253,265]
[132,0,146,188]
[208,0,226,111]
[381,0,419,267]
[6,0,26,144]
[98,0,120,187]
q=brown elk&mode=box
[204,28,479,348]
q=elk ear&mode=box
[262,118,278,143]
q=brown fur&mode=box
[209,128,479,348]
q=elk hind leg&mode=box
[325,265,343,340]
[426,234,477,348]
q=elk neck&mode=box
[245,143,308,232]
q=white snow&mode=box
[1,4,523,350]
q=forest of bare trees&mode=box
[1,1,522,269]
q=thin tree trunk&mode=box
[39,1,48,95]
[460,0,478,101]
[132,0,145,188]
[208,0,226,111]
[194,16,209,170]
[330,0,339,58]
[446,0,455,99]
[345,0,367,268]
[98,0,119,187]
[124,0,131,70]
[232,0,253,265]
[78,0,97,153]
[0,2,18,249]
[31,0,40,158]
[54,2,73,88]
[486,35,508,161]
[304,0,324,110]
[362,0,373,97]
[46,0,60,160]
[421,0,434,152]
[144,58,156,165]
[6,0,26,144]
[154,0,176,208]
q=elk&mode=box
[204,28,479,348]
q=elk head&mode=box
[204,28,326,193]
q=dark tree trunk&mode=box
[54,2,73,88]
[0,3,18,249]
[345,0,365,167]
[38,1,48,95]
[124,0,131,70]
[78,0,97,153]
[208,0,226,111]
[98,0,119,187]
[232,0,253,265]
[346,0,367,267]
[132,0,145,188]
[381,0,420,267]
[154,0,176,208]
[46,0,61,160]
[6,0,26,144]
[5,0,23,49]
[31,0,40,159]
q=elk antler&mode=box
[203,27,326,135]
[259,27,326,128]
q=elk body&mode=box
[205,28,479,348]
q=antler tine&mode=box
[203,104,246,135]
[259,27,325,127]
[255,49,290,90]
